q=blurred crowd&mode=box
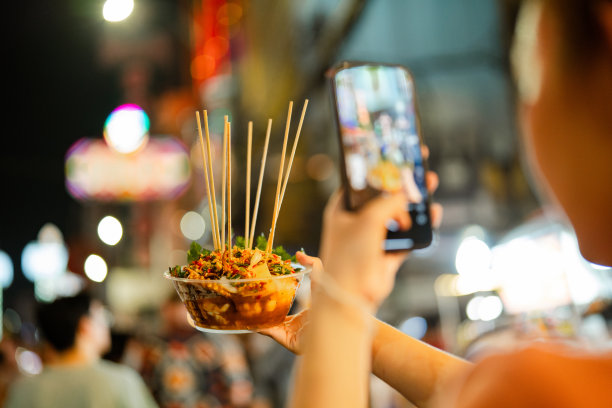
[0,291,303,408]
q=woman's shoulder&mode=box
[451,342,612,408]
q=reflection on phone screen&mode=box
[333,64,432,250]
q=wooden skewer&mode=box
[203,110,221,250]
[267,101,293,253]
[196,111,219,251]
[276,99,309,219]
[249,119,272,250]
[227,121,232,250]
[245,121,252,249]
[221,116,228,251]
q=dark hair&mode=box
[545,0,612,67]
[36,293,94,352]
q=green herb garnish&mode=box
[187,241,210,263]
[235,235,246,249]
[169,265,186,278]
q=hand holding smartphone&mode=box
[329,62,433,251]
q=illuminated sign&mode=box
[65,137,191,201]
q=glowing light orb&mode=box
[104,104,150,154]
[97,216,123,246]
[467,295,503,321]
[399,316,428,340]
[0,250,14,288]
[84,254,108,283]
[180,211,206,240]
[479,295,504,321]
[16,348,43,376]
[103,0,134,22]
[455,237,491,276]
[21,242,68,282]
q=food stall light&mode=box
[460,225,488,241]
[466,296,483,321]
[103,0,134,22]
[97,216,123,246]
[0,250,14,288]
[455,237,491,277]
[84,255,108,283]
[180,211,206,240]
[466,295,503,321]
[479,296,503,321]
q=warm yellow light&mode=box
[103,0,134,23]
[84,255,108,282]
[97,216,123,246]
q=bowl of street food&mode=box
[166,244,310,333]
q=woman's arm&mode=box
[371,319,471,408]
[288,192,412,408]
[289,289,374,408]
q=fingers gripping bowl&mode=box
[166,242,310,333]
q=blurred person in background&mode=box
[4,292,158,407]
[123,293,253,408]
[263,0,612,407]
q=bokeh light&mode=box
[15,347,42,376]
[21,242,68,282]
[306,154,335,181]
[35,272,85,303]
[180,211,206,240]
[399,316,428,339]
[455,236,491,276]
[103,0,134,22]
[466,296,483,321]
[103,104,150,154]
[479,295,504,321]
[84,254,108,283]
[97,216,123,246]
[191,55,216,80]
[3,309,22,335]
[466,295,503,321]
[0,250,14,288]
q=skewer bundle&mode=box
[195,100,309,256]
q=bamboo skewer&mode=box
[267,101,293,253]
[227,121,232,250]
[195,111,219,251]
[248,119,272,250]
[245,121,253,249]
[203,110,221,250]
[276,99,309,219]
[221,116,228,251]
[192,99,307,257]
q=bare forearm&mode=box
[371,319,471,408]
[289,293,373,408]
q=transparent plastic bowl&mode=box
[164,267,310,334]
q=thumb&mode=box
[296,251,321,268]
[296,252,323,291]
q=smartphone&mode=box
[329,61,433,251]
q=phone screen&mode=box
[331,63,432,250]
